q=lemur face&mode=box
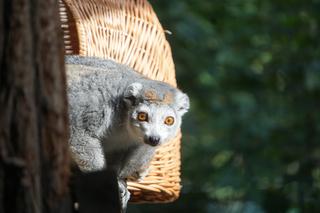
[127,102,181,146]
[123,82,189,147]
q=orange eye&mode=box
[137,112,148,121]
[164,116,175,126]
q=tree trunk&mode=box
[0,0,70,212]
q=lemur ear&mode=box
[124,82,143,106]
[175,91,190,116]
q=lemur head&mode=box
[123,82,189,147]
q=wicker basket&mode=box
[59,0,182,203]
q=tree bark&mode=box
[0,0,70,212]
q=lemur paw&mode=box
[131,168,150,182]
[118,179,130,210]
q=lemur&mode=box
[66,55,189,207]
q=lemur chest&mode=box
[101,129,141,153]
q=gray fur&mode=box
[66,55,189,180]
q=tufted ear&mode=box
[124,82,143,106]
[175,91,190,116]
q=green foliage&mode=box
[129,0,320,212]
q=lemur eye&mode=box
[137,112,148,122]
[164,116,175,126]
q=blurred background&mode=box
[129,0,320,212]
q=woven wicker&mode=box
[59,0,181,203]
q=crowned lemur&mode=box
[66,55,189,206]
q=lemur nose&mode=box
[148,136,160,146]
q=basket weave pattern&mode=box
[59,0,181,203]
